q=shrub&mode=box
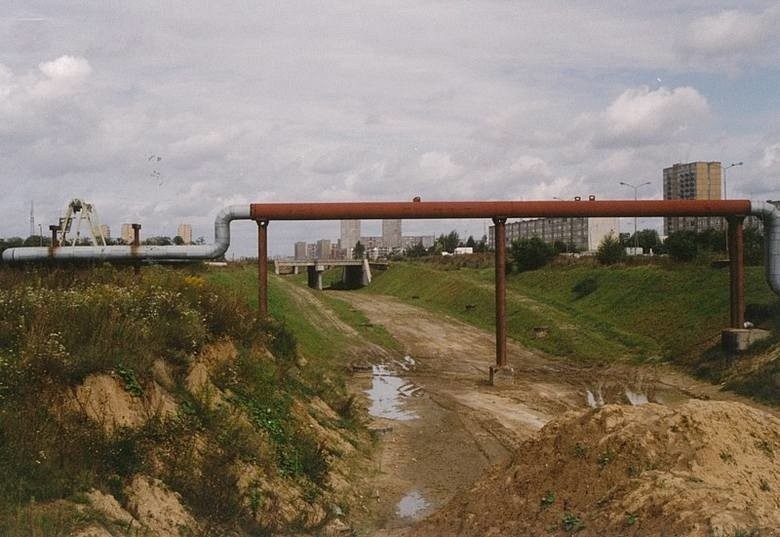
[510,237,556,272]
[665,231,697,262]
[572,277,598,299]
[596,232,626,265]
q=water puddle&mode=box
[365,364,418,421]
[396,490,430,520]
[586,383,686,408]
[586,388,604,408]
[625,389,649,405]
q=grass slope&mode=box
[363,261,779,363]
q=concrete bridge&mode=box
[273,258,388,290]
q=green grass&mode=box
[319,292,403,353]
[361,261,779,363]
[206,264,346,359]
[210,264,402,357]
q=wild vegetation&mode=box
[0,265,367,536]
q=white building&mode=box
[488,216,620,252]
[382,219,402,249]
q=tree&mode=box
[352,240,365,260]
[744,227,764,266]
[173,235,185,245]
[596,232,626,265]
[695,228,725,253]
[510,237,555,272]
[407,240,427,258]
[142,236,173,246]
[665,231,697,262]
[436,231,460,253]
[474,235,488,253]
[465,235,476,248]
[631,229,661,253]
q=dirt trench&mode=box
[295,288,777,536]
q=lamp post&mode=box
[619,181,651,254]
[38,224,43,246]
[723,162,743,255]
[722,161,743,200]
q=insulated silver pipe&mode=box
[751,201,780,295]
[1,205,252,263]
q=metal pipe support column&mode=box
[493,217,508,368]
[727,216,745,329]
[257,220,269,317]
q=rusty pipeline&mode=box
[250,199,753,220]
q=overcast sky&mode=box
[2,1,779,257]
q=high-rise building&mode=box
[294,241,308,259]
[177,224,193,245]
[120,223,134,244]
[98,225,111,240]
[306,244,317,259]
[382,219,402,248]
[663,161,724,234]
[340,220,361,253]
[316,239,331,259]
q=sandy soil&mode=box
[298,290,780,537]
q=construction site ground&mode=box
[282,283,779,536]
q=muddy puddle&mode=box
[396,490,431,520]
[365,356,422,421]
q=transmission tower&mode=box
[29,201,35,237]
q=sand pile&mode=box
[411,401,780,537]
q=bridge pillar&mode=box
[257,220,269,317]
[307,265,324,290]
[293,265,299,275]
[490,217,514,385]
[342,264,365,289]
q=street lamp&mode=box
[723,161,743,200]
[619,181,652,254]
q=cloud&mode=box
[33,55,92,98]
[679,6,780,68]
[0,3,779,257]
[598,86,710,146]
[418,151,463,179]
[761,143,780,169]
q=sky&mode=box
[2,1,779,257]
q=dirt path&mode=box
[335,292,599,536]
[321,290,779,536]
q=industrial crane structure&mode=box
[57,199,107,247]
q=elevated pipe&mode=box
[250,200,753,220]
[751,201,780,295]
[3,198,778,297]
[1,206,252,263]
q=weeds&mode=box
[597,448,614,468]
[540,491,555,509]
[754,439,774,459]
[561,513,585,532]
[116,366,143,397]
[0,265,353,535]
